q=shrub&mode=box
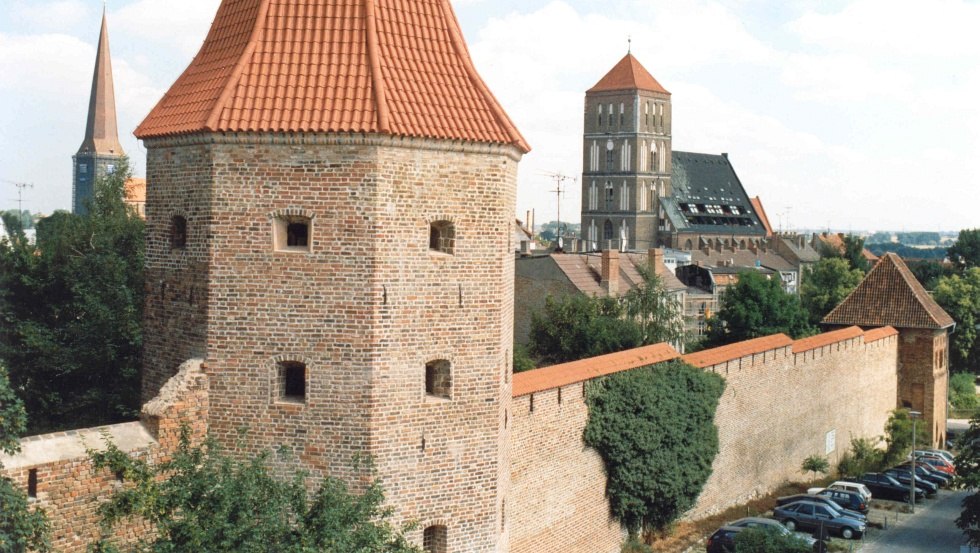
[733,527,811,553]
[838,437,884,477]
[951,372,978,410]
[802,455,830,477]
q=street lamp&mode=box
[909,410,922,513]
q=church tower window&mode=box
[597,104,603,126]
[619,103,625,126]
[604,181,614,210]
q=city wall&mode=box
[509,326,899,553]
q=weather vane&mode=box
[627,35,632,53]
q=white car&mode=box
[826,481,873,502]
[911,449,954,464]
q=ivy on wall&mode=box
[583,360,725,536]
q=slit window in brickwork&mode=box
[274,215,312,253]
[423,525,447,553]
[28,469,37,499]
[170,215,187,249]
[425,360,452,399]
[278,361,307,403]
[429,221,455,255]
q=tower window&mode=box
[429,221,455,255]
[278,361,307,403]
[274,215,312,253]
[597,104,603,126]
[170,215,187,249]
[425,359,452,399]
[619,103,625,125]
[604,182,614,210]
[27,469,38,499]
[423,525,448,553]
[79,163,88,174]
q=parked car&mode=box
[825,481,873,502]
[884,468,938,496]
[848,473,924,502]
[812,487,870,514]
[726,517,817,547]
[915,455,956,475]
[896,462,952,487]
[772,500,866,540]
[912,449,955,464]
[705,526,740,553]
[776,494,866,520]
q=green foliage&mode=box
[89,430,420,553]
[955,413,980,545]
[583,360,725,534]
[705,271,815,348]
[933,268,980,373]
[528,272,685,365]
[0,365,50,553]
[883,409,929,467]
[732,527,811,553]
[837,437,884,478]
[800,258,864,325]
[948,229,980,271]
[865,243,947,261]
[907,260,953,290]
[513,345,536,374]
[802,455,830,477]
[818,234,870,272]
[0,159,145,434]
[620,536,652,553]
[951,373,979,410]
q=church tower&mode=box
[135,1,528,551]
[581,53,671,250]
[73,9,124,214]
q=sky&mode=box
[1,0,978,233]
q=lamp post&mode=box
[909,410,922,513]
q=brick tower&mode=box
[73,8,124,214]
[134,1,528,551]
[581,53,671,251]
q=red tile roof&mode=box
[135,0,529,153]
[822,253,954,330]
[792,326,863,354]
[750,196,773,237]
[682,334,793,368]
[588,53,669,95]
[864,326,898,343]
[512,343,680,397]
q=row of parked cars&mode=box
[706,448,955,552]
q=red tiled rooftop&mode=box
[750,197,773,237]
[512,343,680,397]
[792,326,863,354]
[682,334,793,369]
[135,0,529,153]
[864,326,898,343]
[588,53,669,95]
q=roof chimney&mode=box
[721,152,729,160]
[648,248,664,276]
[601,249,620,295]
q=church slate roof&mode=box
[587,53,670,95]
[661,152,766,236]
[822,253,955,330]
[135,0,529,153]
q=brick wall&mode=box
[897,328,948,447]
[0,359,208,553]
[508,328,899,553]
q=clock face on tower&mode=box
[606,139,614,151]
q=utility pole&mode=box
[539,171,576,250]
[3,179,34,228]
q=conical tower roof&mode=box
[135,0,529,153]
[78,10,124,156]
[822,253,954,330]
[588,53,669,95]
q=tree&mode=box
[706,271,814,348]
[948,229,980,271]
[583,360,725,536]
[951,372,979,411]
[817,234,870,273]
[801,455,830,478]
[955,413,980,546]
[0,158,145,433]
[89,430,420,553]
[882,408,929,467]
[907,260,953,291]
[732,527,810,553]
[933,268,980,373]
[528,294,642,365]
[0,365,50,552]
[621,271,686,348]
[800,258,864,325]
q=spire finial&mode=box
[627,35,632,53]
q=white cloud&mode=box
[9,0,90,32]
[113,0,220,57]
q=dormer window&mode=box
[429,221,455,255]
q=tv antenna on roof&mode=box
[3,179,33,228]
[538,171,576,251]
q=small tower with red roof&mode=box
[135,1,528,550]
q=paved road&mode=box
[859,490,969,552]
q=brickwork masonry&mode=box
[509,328,899,553]
[0,359,208,553]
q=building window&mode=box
[170,215,187,249]
[604,182,614,210]
[27,469,38,499]
[79,163,88,174]
[589,181,597,210]
[423,525,448,553]
[429,221,456,255]
[106,164,116,174]
[619,103,625,125]
[605,149,615,172]
[650,143,657,172]
[603,219,614,242]
[277,361,307,403]
[597,104,603,126]
[425,359,452,399]
[274,215,312,253]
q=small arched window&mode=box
[429,221,455,255]
[650,143,658,172]
[603,220,614,242]
[425,359,452,399]
[597,104,603,126]
[423,525,448,553]
[619,103,625,125]
[170,215,187,249]
[277,361,307,403]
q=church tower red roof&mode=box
[135,0,529,153]
[588,53,670,95]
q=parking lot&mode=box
[857,489,969,552]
